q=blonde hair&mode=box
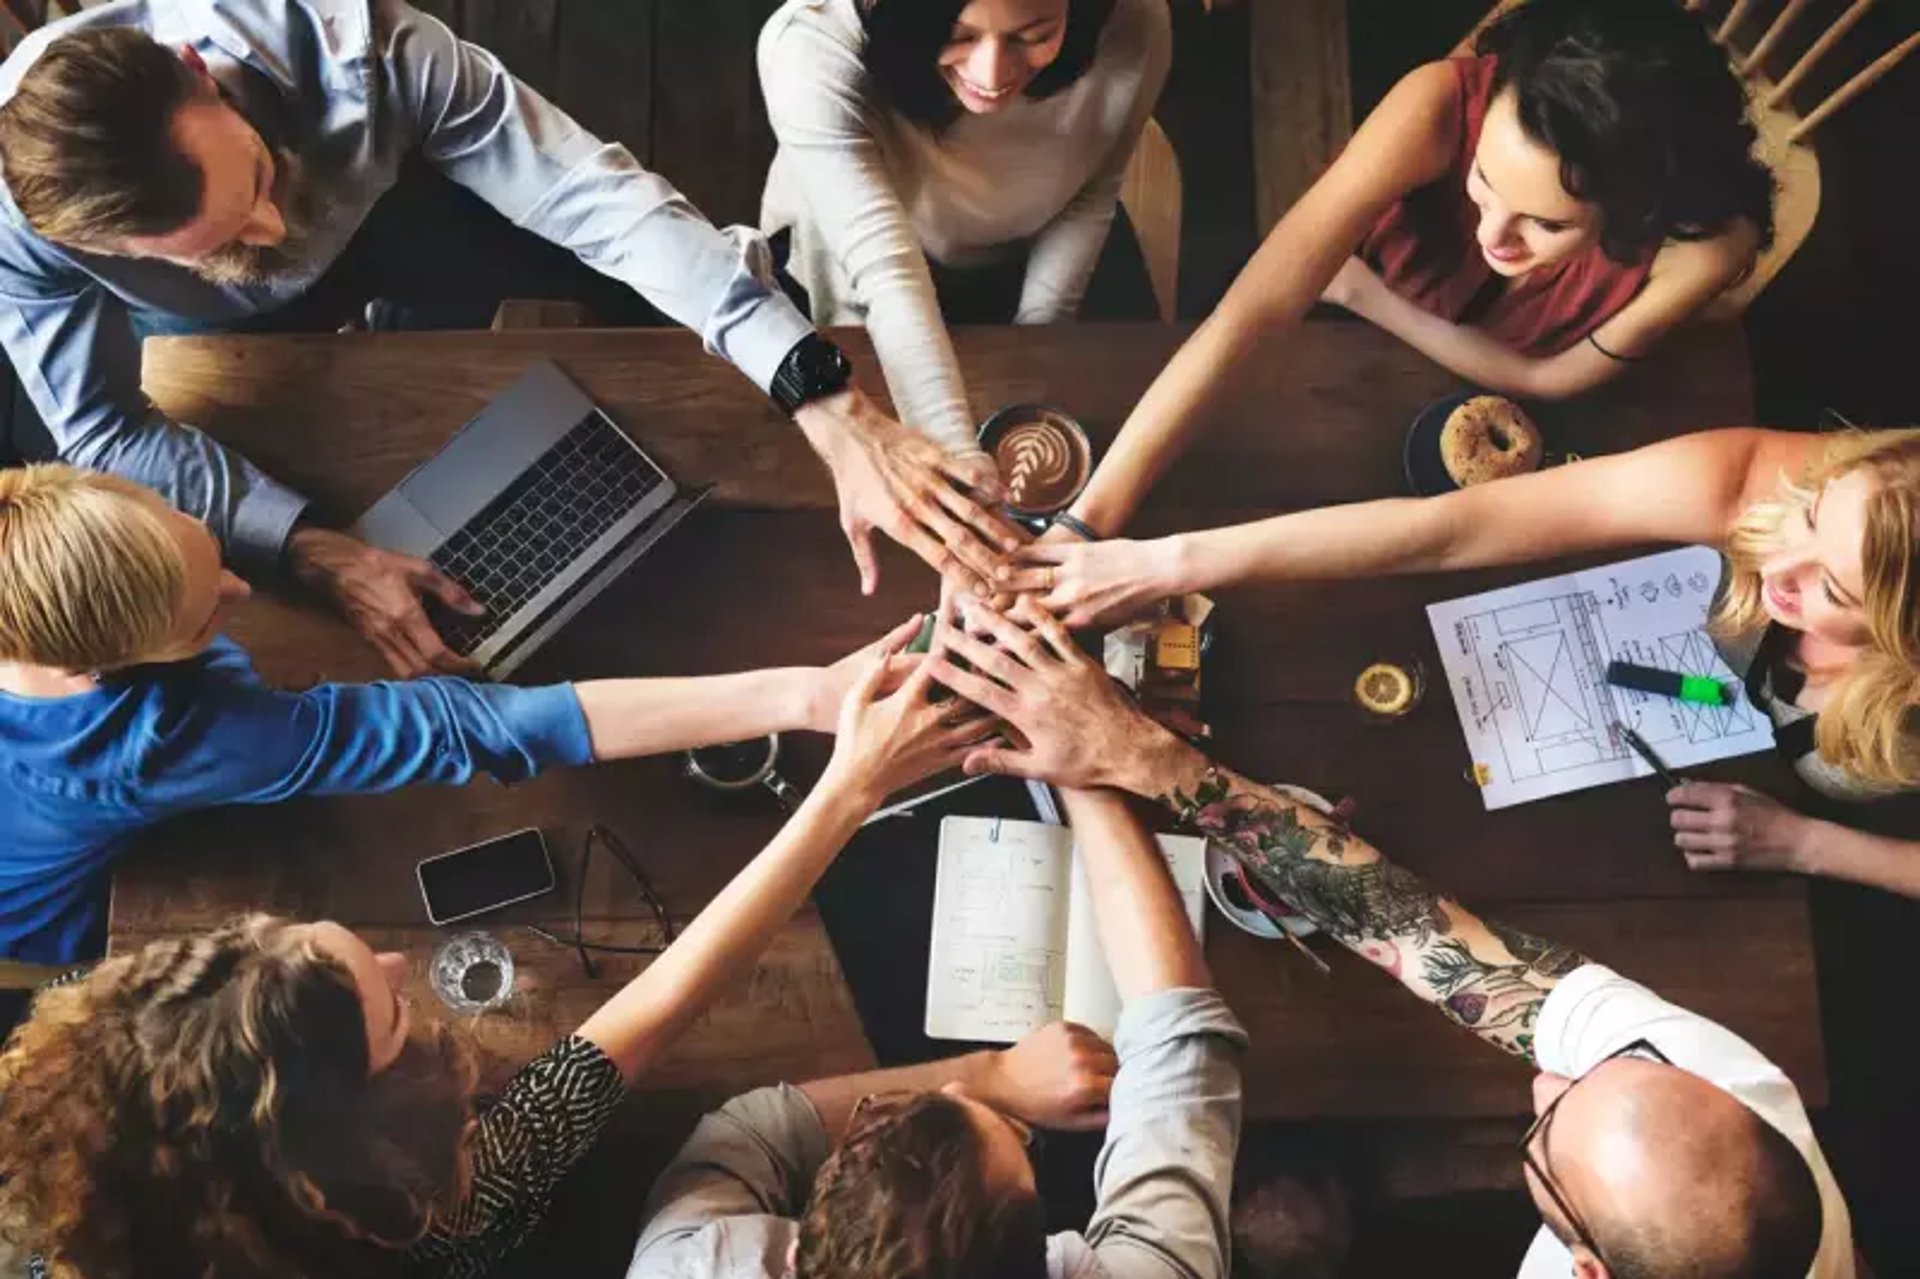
[0,915,477,1279]
[0,463,187,670]
[1715,430,1920,786]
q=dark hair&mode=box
[0,26,205,245]
[1594,1106,1824,1279]
[857,0,1117,128]
[1476,0,1775,262]
[795,1092,1048,1279]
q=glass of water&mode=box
[429,931,515,1014]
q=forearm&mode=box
[576,780,871,1081]
[1164,494,1468,594]
[1797,821,1920,898]
[574,667,826,761]
[1124,741,1583,1056]
[798,1051,1002,1139]
[1069,311,1268,535]
[1346,283,1606,401]
[1057,786,1209,996]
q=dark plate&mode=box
[1404,392,1559,497]
[1403,391,1477,497]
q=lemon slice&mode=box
[1355,662,1416,716]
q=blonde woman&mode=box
[0,464,930,970]
[1003,429,1920,897]
[0,665,1103,1279]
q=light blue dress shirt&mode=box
[0,0,813,575]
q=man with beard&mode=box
[0,1,1017,677]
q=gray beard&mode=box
[189,149,322,289]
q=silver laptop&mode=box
[351,361,708,678]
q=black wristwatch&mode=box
[769,333,853,415]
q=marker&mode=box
[1605,660,1728,706]
[1620,725,1680,790]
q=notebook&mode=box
[925,816,1207,1043]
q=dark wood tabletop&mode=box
[116,317,1821,1119]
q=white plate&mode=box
[1202,784,1333,939]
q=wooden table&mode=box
[115,318,1823,1123]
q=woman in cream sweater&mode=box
[758,0,1169,459]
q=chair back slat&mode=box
[1742,0,1817,75]
[1716,0,1760,45]
[1766,0,1877,107]
[1789,26,1920,140]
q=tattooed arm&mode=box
[933,600,1590,1058]
[1160,758,1585,1058]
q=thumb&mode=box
[846,522,880,597]
[849,651,892,708]
[413,561,483,615]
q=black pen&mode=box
[1620,725,1680,790]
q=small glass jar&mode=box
[1352,657,1427,723]
[429,931,516,1014]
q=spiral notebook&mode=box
[924,816,1206,1043]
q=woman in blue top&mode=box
[0,464,923,966]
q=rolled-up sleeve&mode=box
[1084,987,1247,1279]
[628,1084,825,1277]
[0,249,308,575]
[376,0,810,392]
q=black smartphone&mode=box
[416,828,555,926]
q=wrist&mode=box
[1786,813,1833,875]
[1151,533,1198,597]
[1110,719,1207,799]
[792,388,876,460]
[796,668,836,734]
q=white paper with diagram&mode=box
[1425,545,1776,810]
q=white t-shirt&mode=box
[1518,965,1854,1279]
[757,0,1170,451]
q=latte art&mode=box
[980,408,1091,517]
[999,422,1077,507]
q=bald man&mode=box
[929,602,1856,1279]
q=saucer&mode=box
[1202,783,1334,939]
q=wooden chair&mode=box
[1118,115,1184,322]
[1457,1,1919,318]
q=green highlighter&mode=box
[1605,660,1728,706]
[906,614,938,655]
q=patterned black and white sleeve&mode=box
[409,1034,626,1279]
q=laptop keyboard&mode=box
[428,412,665,655]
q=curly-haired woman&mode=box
[1055,0,1777,543]
[0,640,999,1279]
[1008,428,1920,898]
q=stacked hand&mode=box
[928,600,1183,793]
[995,535,1185,630]
[821,621,1000,807]
[794,388,1027,597]
[975,1021,1118,1132]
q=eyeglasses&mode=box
[1519,1037,1672,1261]
[849,1090,1044,1157]
[526,824,679,978]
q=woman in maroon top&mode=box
[1047,0,1775,545]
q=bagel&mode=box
[1439,395,1542,487]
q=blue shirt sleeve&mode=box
[0,242,309,578]
[155,663,594,807]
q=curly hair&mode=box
[0,916,477,1279]
[1716,429,1920,787]
[794,1091,1047,1279]
[1478,0,1775,263]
